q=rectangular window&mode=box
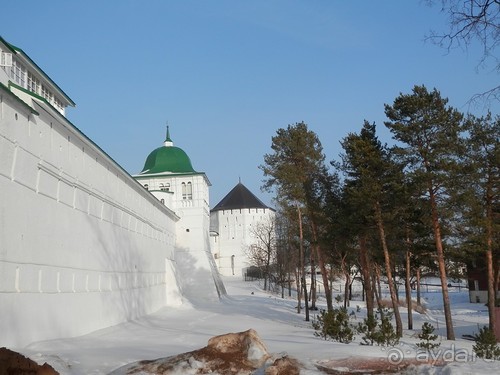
[11,60,26,87]
[41,84,53,102]
[0,52,12,67]
[27,71,40,95]
[53,97,64,111]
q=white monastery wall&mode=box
[0,87,182,347]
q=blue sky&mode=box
[3,1,498,206]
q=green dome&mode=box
[140,145,196,174]
[140,128,196,174]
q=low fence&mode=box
[244,271,469,302]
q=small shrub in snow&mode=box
[356,308,399,347]
[416,322,440,351]
[473,327,500,360]
[312,308,354,344]
[377,309,399,346]
[357,314,378,345]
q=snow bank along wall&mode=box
[0,84,183,347]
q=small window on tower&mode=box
[182,182,187,199]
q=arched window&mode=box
[144,184,149,190]
[182,182,193,200]
[181,182,187,199]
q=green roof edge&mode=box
[0,82,40,115]
[8,81,64,116]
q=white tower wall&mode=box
[211,208,275,277]
[135,171,225,302]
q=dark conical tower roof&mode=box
[212,182,268,211]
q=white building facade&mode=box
[210,182,275,277]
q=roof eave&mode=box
[0,82,40,115]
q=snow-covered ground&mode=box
[14,277,500,374]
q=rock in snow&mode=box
[109,329,301,374]
[0,347,59,375]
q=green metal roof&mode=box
[139,128,199,175]
[140,145,196,174]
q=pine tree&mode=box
[384,85,464,340]
[260,122,335,314]
[339,121,403,337]
[459,113,500,334]
[473,326,500,360]
[416,322,441,351]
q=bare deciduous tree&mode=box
[245,217,276,291]
[427,0,500,102]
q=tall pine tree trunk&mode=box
[341,254,350,308]
[375,264,382,301]
[373,268,382,309]
[310,221,333,311]
[486,247,496,333]
[416,267,421,307]
[375,202,403,337]
[486,182,496,335]
[429,188,455,340]
[359,236,374,319]
[310,248,317,310]
[494,265,499,303]
[405,227,413,330]
[295,267,301,314]
[405,250,413,330]
[297,206,309,321]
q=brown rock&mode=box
[113,329,273,374]
[0,347,59,375]
[265,356,301,375]
[206,329,270,367]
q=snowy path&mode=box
[14,277,500,374]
